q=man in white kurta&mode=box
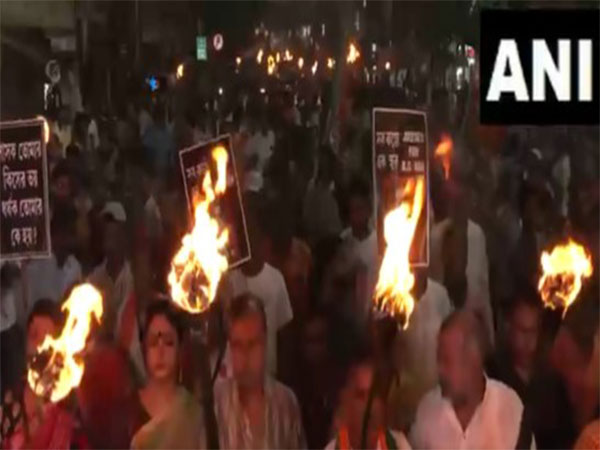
[410,310,533,449]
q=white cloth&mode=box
[87,118,100,150]
[410,378,528,450]
[325,430,411,450]
[214,376,306,449]
[0,289,17,332]
[465,220,494,347]
[429,219,494,347]
[338,228,378,319]
[23,254,82,308]
[223,263,293,375]
[138,109,153,138]
[51,123,72,156]
[144,195,163,238]
[88,260,145,380]
[401,279,453,396]
[243,130,275,172]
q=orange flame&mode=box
[27,284,103,403]
[434,134,453,180]
[168,145,230,314]
[267,55,276,75]
[374,176,425,329]
[347,42,360,64]
[538,239,593,316]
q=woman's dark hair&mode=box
[142,301,185,344]
[27,299,62,330]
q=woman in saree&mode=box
[0,299,88,449]
[130,301,206,449]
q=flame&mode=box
[298,57,304,70]
[538,239,593,316]
[36,116,50,144]
[168,145,230,314]
[256,49,264,64]
[347,42,360,64]
[374,177,425,329]
[267,55,276,75]
[327,57,335,69]
[176,64,184,80]
[235,56,241,66]
[276,52,281,63]
[27,284,103,403]
[434,134,453,180]
[311,60,318,75]
[284,49,293,61]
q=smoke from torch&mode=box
[434,134,453,180]
[374,177,425,329]
[538,239,593,317]
[168,145,230,314]
[27,284,103,403]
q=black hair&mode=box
[65,144,81,159]
[562,282,599,362]
[226,293,267,333]
[27,299,62,330]
[51,161,72,182]
[440,309,490,361]
[505,283,543,319]
[341,344,387,400]
[347,175,371,203]
[142,301,185,344]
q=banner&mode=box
[0,118,51,260]
[178,134,250,268]
[372,108,429,266]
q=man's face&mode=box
[343,364,376,430]
[27,316,56,358]
[229,313,266,388]
[437,327,472,406]
[302,317,328,366]
[349,196,370,235]
[52,175,72,201]
[103,221,124,260]
[508,302,540,369]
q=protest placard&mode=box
[0,118,51,260]
[178,134,250,268]
[372,108,429,266]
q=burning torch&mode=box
[28,283,103,403]
[538,238,593,317]
[167,144,232,448]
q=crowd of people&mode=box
[0,81,598,449]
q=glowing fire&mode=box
[267,55,276,75]
[168,145,230,314]
[347,42,360,64]
[284,49,293,61]
[176,64,184,80]
[538,239,593,316]
[27,284,103,403]
[256,49,264,64]
[374,177,425,329]
[311,60,318,75]
[298,57,304,70]
[434,134,453,180]
[327,57,335,69]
